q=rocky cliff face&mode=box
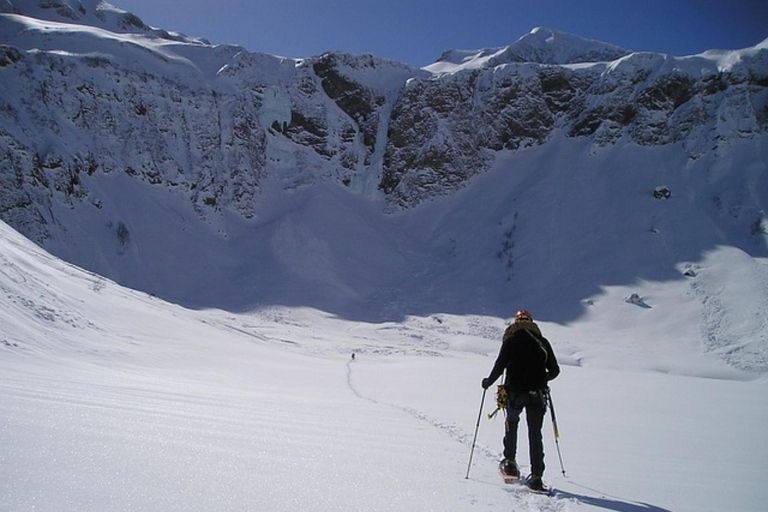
[1,1,767,242]
[0,1,416,244]
[381,36,768,206]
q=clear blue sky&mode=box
[116,0,767,67]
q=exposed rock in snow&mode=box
[654,186,672,199]
[625,293,651,308]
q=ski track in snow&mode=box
[344,359,572,511]
[346,359,493,458]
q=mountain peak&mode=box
[512,27,631,63]
[3,1,135,27]
[425,27,631,73]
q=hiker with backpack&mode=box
[482,310,560,492]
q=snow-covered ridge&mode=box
[0,2,238,81]
[0,0,207,44]
[424,27,631,74]
[0,13,211,71]
[423,26,768,77]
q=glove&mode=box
[482,377,492,389]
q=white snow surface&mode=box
[1,212,767,512]
[0,0,207,44]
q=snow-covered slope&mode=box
[1,216,767,512]
[0,0,207,43]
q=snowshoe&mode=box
[525,474,552,495]
[499,459,520,483]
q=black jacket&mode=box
[486,322,560,393]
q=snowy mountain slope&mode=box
[0,218,497,511]
[0,3,420,232]
[0,0,767,381]
[0,0,207,43]
[1,217,767,512]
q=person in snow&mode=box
[482,309,560,492]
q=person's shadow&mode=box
[554,482,674,512]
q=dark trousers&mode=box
[504,390,546,476]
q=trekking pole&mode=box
[465,387,487,479]
[546,388,567,477]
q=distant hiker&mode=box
[351,353,355,361]
[482,309,560,492]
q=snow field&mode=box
[2,215,767,511]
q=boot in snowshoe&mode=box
[499,459,520,482]
[526,474,550,494]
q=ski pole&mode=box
[465,387,487,479]
[546,388,567,477]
